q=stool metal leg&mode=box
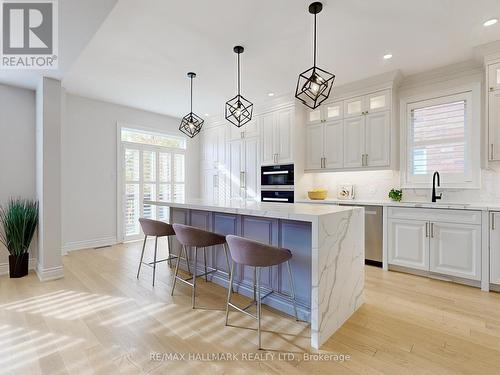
[253,266,257,302]
[203,247,208,282]
[192,247,198,309]
[152,236,158,286]
[286,260,299,321]
[171,245,183,296]
[166,236,172,268]
[223,243,234,292]
[137,235,147,279]
[225,260,235,326]
[256,266,262,350]
[185,247,191,275]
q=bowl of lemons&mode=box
[307,189,328,200]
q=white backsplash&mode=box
[302,163,500,203]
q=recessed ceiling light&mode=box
[267,92,275,97]
[383,54,393,60]
[484,18,498,27]
[204,113,209,116]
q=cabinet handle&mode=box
[213,175,218,188]
[241,131,245,139]
[361,154,364,166]
[323,157,326,168]
[365,154,368,166]
[430,223,434,238]
[240,172,244,188]
[425,222,429,237]
[493,213,496,230]
[491,87,495,92]
[491,144,495,160]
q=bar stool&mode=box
[171,224,232,309]
[225,235,298,350]
[137,218,180,287]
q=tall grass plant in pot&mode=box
[0,199,39,278]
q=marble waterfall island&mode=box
[146,199,365,349]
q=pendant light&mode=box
[295,2,335,109]
[225,46,253,127]
[179,72,204,138]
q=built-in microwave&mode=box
[261,164,294,187]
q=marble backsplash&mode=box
[302,163,500,203]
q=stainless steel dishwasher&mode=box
[339,204,383,267]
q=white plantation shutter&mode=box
[405,91,476,186]
[121,128,186,240]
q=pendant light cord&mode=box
[237,52,241,96]
[313,12,317,67]
[190,75,193,113]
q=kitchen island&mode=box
[146,199,365,349]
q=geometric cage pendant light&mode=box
[225,45,253,128]
[295,2,335,110]
[179,72,204,138]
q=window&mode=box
[402,86,480,188]
[121,127,186,240]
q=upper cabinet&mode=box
[488,62,500,92]
[261,107,294,165]
[306,89,392,171]
[307,101,343,124]
[488,62,500,161]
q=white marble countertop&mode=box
[296,198,500,211]
[145,199,360,222]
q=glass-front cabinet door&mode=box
[323,101,343,121]
[489,63,500,92]
[367,90,391,113]
[344,96,364,118]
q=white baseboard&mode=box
[62,236,117,255]
[35,264,64,281]
[0,258,37,276]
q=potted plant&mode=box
[388,188,403,202]
[0,199,39,278]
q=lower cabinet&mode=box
[388,219,429,270]
[490,211,500,285]
[387,208,482,281]
[430,222,481,280]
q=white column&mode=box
[35,77,63,281]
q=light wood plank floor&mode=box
[1,239,500,374]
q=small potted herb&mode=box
[0,199,39,278]
[388,188,403,202]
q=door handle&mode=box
[492,213,496,230]
[323,157,327,168]
[430,223,434,238]
[491,144,495,160]
[425,222,429,237]
[365,154,368,166]
[240,171,244,188]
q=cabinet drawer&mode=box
[388,207,481,225]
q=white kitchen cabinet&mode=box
[201,169,222,202]
[261,113,276,165]
[227,136,260,201]
[306,123,323,170]
[261,108,294,165]
[387,207,482,282]
[344,96,364,118]
[306,101,343,124]
[276,108,293,164]
[488,90,500,160]
[490,211,500,285]
[365,111,390,167]
[367,90,391,113]
[324,120,344,169]
[306,120,343,170]
[388,218,429,270]
[488,62,500,92]
[343,116,365,168]
[228,117,260,141]
[430,222,481,281]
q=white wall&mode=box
[62,93,199,251]
[0,84,36,269]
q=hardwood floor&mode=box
[1,239,500,374]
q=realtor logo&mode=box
[0,0,58,69]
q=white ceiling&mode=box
[41,0,500,117]
[0,0,117,89]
